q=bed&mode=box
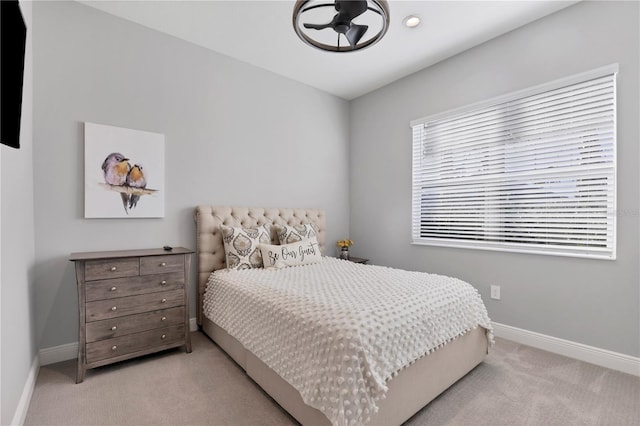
[194,206,492,426]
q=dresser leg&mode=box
[76,362,85,384]
[185,333,192,353]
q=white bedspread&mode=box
[203,257,493,426]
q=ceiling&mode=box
[78,0,580,100]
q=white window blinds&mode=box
[411,66,617,259]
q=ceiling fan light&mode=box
[403,15,421,28]
[293,0,390,53]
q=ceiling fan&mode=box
[292,0,390,53]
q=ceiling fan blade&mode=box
[304,10,341,31]
[335,0,368,21]
[303,22,333,30]
[345,24,368,47]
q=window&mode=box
[411,65,617,259]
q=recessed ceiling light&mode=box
[403,15,421,28]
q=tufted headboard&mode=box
[193,206,326,325]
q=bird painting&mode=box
[126,164,146,209]
[85,122,164,219]
[101,153,155,214]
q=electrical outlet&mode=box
[490,285,501,300]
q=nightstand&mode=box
[348,256,369,264]
[70,247,193,383]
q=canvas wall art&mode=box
[84,122,165,218]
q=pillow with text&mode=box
[259,237,322,269]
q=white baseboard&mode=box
[40,318,199,366]
[38,320,638,376]
[11,355,39,426]
[492,322,640,376]
[39,341,77,366]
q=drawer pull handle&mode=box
[110,266,117,271]
[160,262,167,267]
[161,298,167,303]
[161,316,167,321]
[111,326,117,331]
[161,280,167,286]
[161,334,166,339]
[111,345,117,351]
[111,306,117,311]
[110,286,117,292]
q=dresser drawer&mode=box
[86,289,185,322]
[140,255,184,275]
[86,324,185,364]
[85,272,184,301]
[85,307,185,343]
[85,258,139,281]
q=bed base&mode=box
[203,318,488,426]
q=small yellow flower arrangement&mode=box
[337,239,353,260]
[337,239,354,248]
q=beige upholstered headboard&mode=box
[194,206,326,325]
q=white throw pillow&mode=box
[220,224,271,270]
[259,237,322,269]
[273,223,318,245]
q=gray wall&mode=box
[33,1,350,349]
[349,1,639,356]
[1,1,37,423]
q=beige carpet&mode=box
[24,332,639,425]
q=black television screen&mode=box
[1,0,27,149]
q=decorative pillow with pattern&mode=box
[259,237,322,269]
[220,224,271,270]
[273,223,318,245]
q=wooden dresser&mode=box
[70,247,193,383]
